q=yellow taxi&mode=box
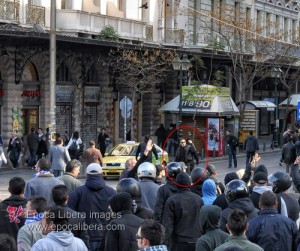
[102,141,168,178]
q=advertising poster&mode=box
[207,118,219,151]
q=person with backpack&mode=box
[66,131,82,160]
[243,131,259,165]
[226,130,238,168]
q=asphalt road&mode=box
[0,149,285,201]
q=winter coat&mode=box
[282,142,297,165]
[67,175,116,242]
[278,193,300,222]
[47,145,71,171]
[243,135,259,153]
[58,173,83,194]
[139,179,160,211]
[220,197,258,233]
[31,231,87,251]
[27,132,39,151]
[162,188,203,245]
[246,208,298,251]
[174,144,199,165]
[195,205,229,251]
[202,179,217,205]
[17,221,43,251]
[214,235,263,251]
[0,195,27,241]
[8,137,22,162]
[133,198,154,220]
[154,179,178,223]
[104,210,143,251]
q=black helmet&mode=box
[191,167,209,185]
[225,179,248,203]
[116,178,141,198]
[166,162,182,179]
[268,171,292,193]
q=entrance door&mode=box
[22,108,39,135]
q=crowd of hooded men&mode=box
[3,129,300,251]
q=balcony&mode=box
[165,28,185,44]
[56,9,146,40]
[0,0,19,22]
[26,4,45,26]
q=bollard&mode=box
[213,148,216,158]
[263,142,266,151]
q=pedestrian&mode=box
[47,138,71,177]
[215,209,263,251]
[24,158,64,206]
[0,177,27,242]
[98,128,109,157]
[52,185,90,249]
[36,128,48,160]
[58,159,82,194]
[174,138,199,173]
[104,192,143,251]
[268,171,299,222]
[116,178,154,219]
[67,163,116,251]
[220,179,258,232]
[246,190,298,251]
[155,124,166,148]
[31,206,88,251]
[166,124,176,156]
[162,172,203,251]
[7,131,22,169]
[136,135,158,163]
[17,196,47,251]
[82,140,103,166]
[137,162,160,211]
[202,179,217,205]
[26,128,39,170]
[226,130,238,168]
[62,131,69,146]
[281,136,296,174]
[66,131,82,160]
[136,219,168,251]
[243,131,259,165]
[195,205,229,251]
[279,128,292,165]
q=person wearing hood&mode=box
[0,177,27,242]
[31,206,87,251]
[162,172,203,251]
[243,131,259,165]
[104,192,143,251]
[202,179,217,205]
[67,163,116,251]
[196,205,229,251]
[220,180,258,233]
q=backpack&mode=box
[69,140,78,152]
[231,136,239,147]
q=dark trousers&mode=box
[29,149,37,167]
[228,147,237,167]
[246,151,255,165]
[170,241,196,251]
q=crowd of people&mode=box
[2,126,300,251]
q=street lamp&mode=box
[270,66,282,148]
[171,54,191,137]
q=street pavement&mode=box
[0,147,285,201]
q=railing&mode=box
[0,0,19,22]
[146,25,153,42]
[26,4,45,25]
[165,28,185,44]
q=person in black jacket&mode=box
[162,172,203,251]
[155,124,166,148]
[282,136,296,174]
[136,136,158,163]
[52,184,90,249]
[246,190,298,251]
[104,192,143,251]
[7,131,22,169]
[226,130,238,168]
[243,131,259,165]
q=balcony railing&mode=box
[146,25,153,42]
[165,28,185,44]
[56,10,146,40]
[26,4,45,25]
[0,0,19,22]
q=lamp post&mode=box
[171,54,191,137]
[270,66,282,148]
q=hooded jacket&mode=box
[196,205,229,251]
[220,197,258,232]
[68,174,116,241]
[0,195,27,241]
[202,179,217,205]
[31,231,87,251]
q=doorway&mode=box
[22,108,39,135]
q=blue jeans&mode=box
[90,240,100,251]
[228,146,237,167]
[29,149,37,167]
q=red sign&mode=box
[21,90,41,97]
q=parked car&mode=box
[102,141,168,178]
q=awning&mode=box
[238,101,276,110]
[158,95,240,116]
[279,94,300,107]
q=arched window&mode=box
[21,61,39,81]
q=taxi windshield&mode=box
[108,145,137,156]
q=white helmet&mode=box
[137,162,156,180]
